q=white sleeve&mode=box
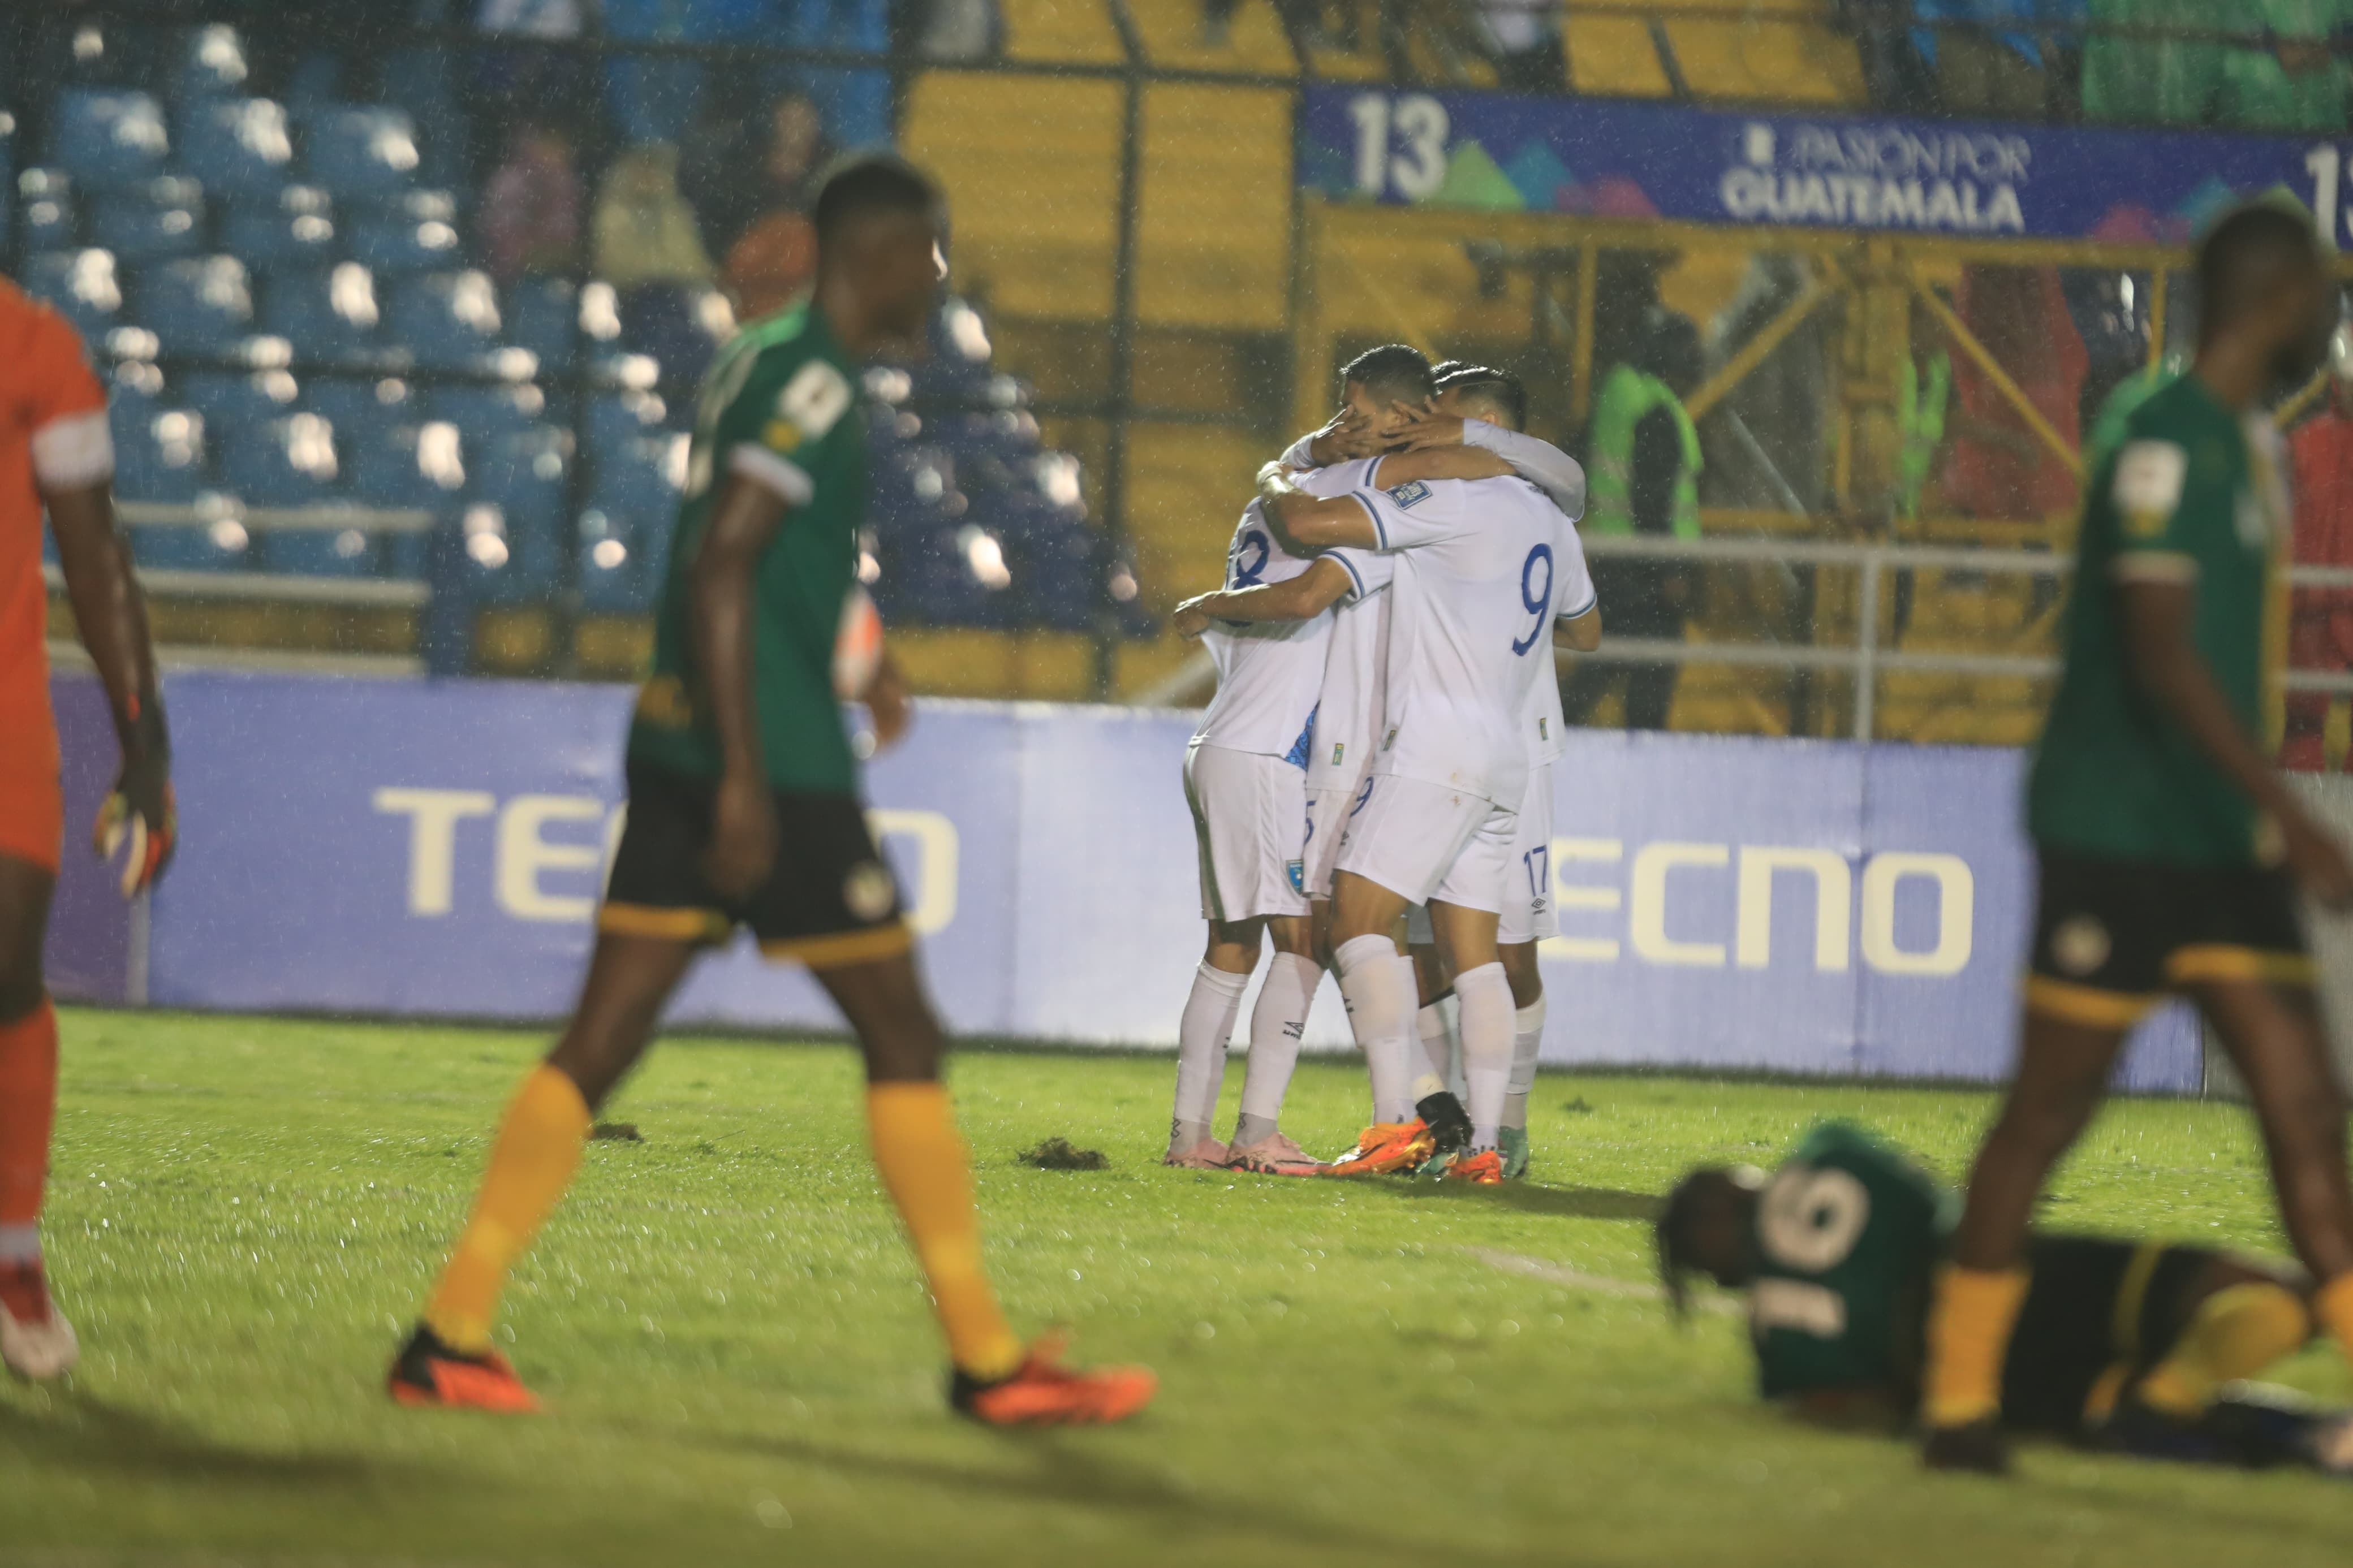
[1352,462,1467,551]
[729,442,813,506]
[30,410,115,490]
[1277,433,1318,469]
[1325,546,1393,601]
[1466,420,1585,521]
[1553,521,1597,620]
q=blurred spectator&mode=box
[1841,0,1940,111]
[1912,0,2069,120]
[1708,255,1830,518]
[1472,0,1567,94]
[1897,298,1951,522]
[2080,0,2224,125]
[2219,1,2345,132]
[684,90,831,262]
[912,0,1002,59]
[480,121,583,284]
[593,144,716,289]
[2286,331,2353,771]
[473,0,595,144]
[1941,265,2086,520]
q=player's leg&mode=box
[2129,1249,2315,1428]
[1428,898,1510,1182]
[1228,913,1327,1174]
[1169,916,1257,1166]
[1923,1007,2131,1468]
[1328,868,1417,1124]
[1497,941,1545,1178]
[1408,921,1458,1088]
[392,931,697,1409]
[0,851,70,1379]
[816,939,1153,1425]
[1494,766,1553,1178]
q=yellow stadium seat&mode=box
[1138,84,1293,331]
[1664,9,1867,107]
[1567,17,1673,97]
[1126,421,1278,613]
[998,0,1124,63]
[1125,0,1299,73]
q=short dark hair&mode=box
[813,152,941,246]
[1429,358,1471,379]
[1340,343,1434,407]
[1435,364,1528,432]
[2197,201,2325,335]
[1639,312,1704,396]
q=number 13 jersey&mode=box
[1346,465,1592,806]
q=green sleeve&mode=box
[2106,417,2235,583]
[712,342,859,510]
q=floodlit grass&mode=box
[3,1007,2349,1566]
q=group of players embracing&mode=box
[1161,344,1598,1187]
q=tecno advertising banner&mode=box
[1299,85,2353,247]
[47,669,2202,1091]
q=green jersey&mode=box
[1749,1122,1953,1401]
[2027,375,2289,868]
[630,305,867,794]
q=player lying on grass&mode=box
[1173,392,1598,1183]
[0,277,175,1381]
[389,155,1152,1426]
[1921,200,2353,1475]
[1660,1121,2353,1473]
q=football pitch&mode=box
[3,1010,2350,1567]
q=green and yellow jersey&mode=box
[1749,1122,1953,1402]
[2028,374,2291,869]
[630,304,868,796]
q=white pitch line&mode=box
[1467,1247,1740,1316]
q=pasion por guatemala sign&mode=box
[1299,85,2353,245]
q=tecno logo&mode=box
[1540,839,1973,977]
[370,788,960,936]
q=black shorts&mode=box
[598,759,909,969]
[2001,1236,2215,1435]
[2026,848,2313,1029]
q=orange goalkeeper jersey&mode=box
[0,277,109,727]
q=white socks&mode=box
[1455,962,1513,1152]
[1503,994,1546,1131]
[1171,961,1246,1154]
[1335,933,1419,1124]
[1235,951,1322,1147]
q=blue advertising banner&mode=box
[1299,85,2353,247]
[50,670,2201,1092]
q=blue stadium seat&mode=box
[218,414,373,577]
[378,46,458,125]
[175,24,252,100]
[576,510,650,612]
[259,262,381,365]
[107,359,166,433]
[17,168,75,252]
[352,417,462,506]
[113,407,208,506]
[283,54,344,108]
[49,90,169,189]
[305,375,411,438]
[505,278,579,374]
[176,97,295,202]
[221,185,337,274]
[180,368,300,434]
[466,425,571,603]
[130,502,252,574]
[384,270,501,370]
[585,390,669,455]
[139,256,255,354]
[1,111,14,252]
[347,189,462,275]
[21,249,122,344]
[88,176,204,265]
[299,105,419,202]
[428,382,548,439]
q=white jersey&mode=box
[1306,585,1391,792]
[1192,459,1374,758]
[1353,463,1593,805]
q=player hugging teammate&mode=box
[1163,345,1600,1185]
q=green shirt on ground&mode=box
[2028,374,2287,868]
[1749,1122,1954,1402]
[629,304,868,795]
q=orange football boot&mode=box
[952,1336,1156,1426]
[387,1324,541,1413]
[1324,1120,1437,1176]
[1445,1148,1505,1185]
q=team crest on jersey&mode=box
[1330,742,1345,767]
[1385,480,1432,509]
[1538,717,1550,742]
[1286,859,1305,894]
[1383,725,1399,750]
[2050,914,2111,977]
[843,860,896,922]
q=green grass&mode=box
[3,1008,2350,1567]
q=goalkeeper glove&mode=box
[94,690,174,899]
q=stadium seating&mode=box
[220,185,339,274]
[18,167,77,252]
[88,176,205,266]
[139,253,255,352]
[299,105,420,202]
[50,89,171,189]
[21,247,123,343]
[175,97,294,200]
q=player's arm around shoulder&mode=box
[1256,462,1381,554]
[1173,557,1358,638]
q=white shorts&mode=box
[1184,740,1309,923]
[1498,761,1558,945]
[1302,776,1370,901]
[1333,772,1515,913]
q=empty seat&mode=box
[18,168,76,252]
[352,418,463,507]
[21,249,123,343]
[113,407,208,506]
[385,270,500,370]
[131,504,253,574]
[0,111,14,250]
[88,176,204,265]
[177,97,295,201]
[49,90,169,189]
[259,261,380,364]
[176,23,252,100]
[305,374,411,438]
[180,368,300,434]
[222,184,337,274]
[505,277,579,374]
[300,105,419,202]
[428,381,549,439]
[467,425,571,602]
[576,509,650,612]
[139,256,255,353]
[347,190,462,275]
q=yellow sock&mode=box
[423,1064,592,1354]
[2138,1282,2310,1418]
[1923,1263,2030,1428]
[2316,1273,2353,1372]
[866,1081,1023,1381]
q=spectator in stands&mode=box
[2220,1,2346,132]
[2286,329,2353,771]
[1566,310,1705,733]
[1472,0,1567,93]
[1912,0,2064,120]
[2080,0,2223,125]
[480,119,583,285]
[684,89,831,264]
[1940,265,2086,521]
[1897,296,1951,523]
[593,142,716,290]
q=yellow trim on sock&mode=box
[2164,945,2317,988]
[759,922,912,970]
[2139,1281,2311,1419]
[2111,1242,2166,1360]
[423,1065,592,1354]
[598,902,730,943]
[2023,974,2160,1030]
[865,1081,1023,1381]
[2312,1272,2353,1371]
[1924,1263,2031,1429]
